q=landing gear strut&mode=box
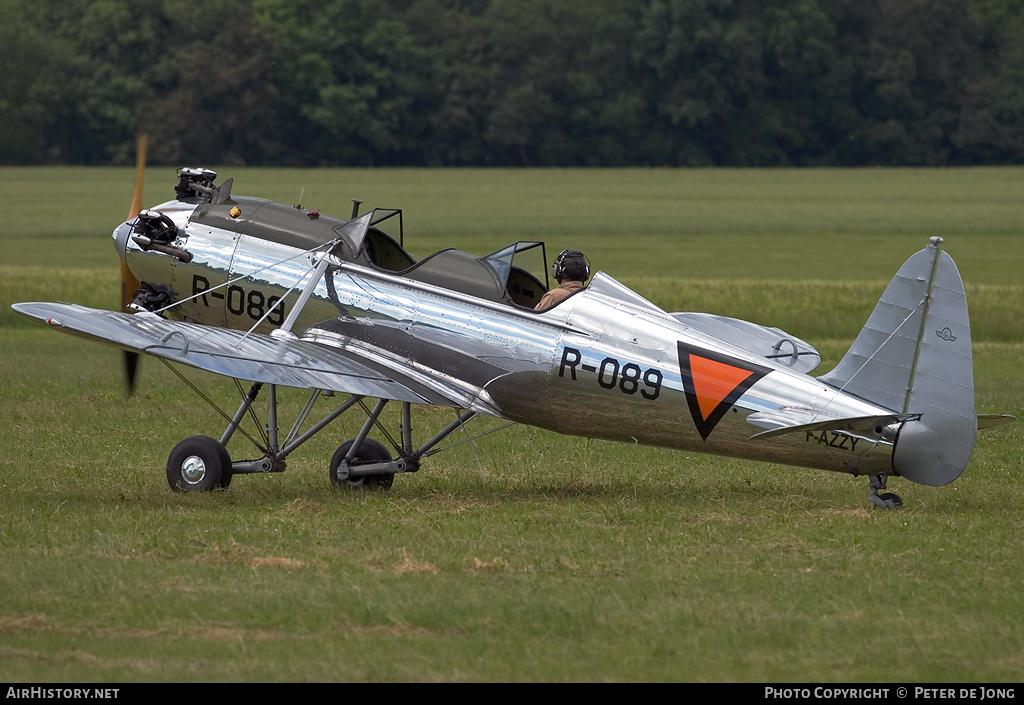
[161,366,482,493]
[868,473,903,509]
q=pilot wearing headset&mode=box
[535,249,590,311]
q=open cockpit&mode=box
[183,183,553,310]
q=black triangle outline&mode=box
[677,341,772,441]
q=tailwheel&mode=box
[330,438,394,490]
[167,435,231,492]
[868,473,903,509]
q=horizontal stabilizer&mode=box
[12,302,470,407]
[672,313,820,373]
[978,414,1015,431]
[747,409,914,440]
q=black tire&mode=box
[329,438,394,490]
[216,441,233,489]
[167,435,228,492]
[879,492,903,508]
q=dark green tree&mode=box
[254,0,448,165]
[0,0,62,163]
[841,0,989,165]
[474,0,648,166]
[633,0,861,165]
[961,0,1024,162]
[1,0,280,165]
[144,0,283,165]
[0,0,1021,166]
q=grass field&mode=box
[1,167,1023,682]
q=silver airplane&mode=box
[13,167,1013,508]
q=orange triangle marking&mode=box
[677,341,772,441]
[688,355,756,421]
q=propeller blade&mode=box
[121,133,147,394]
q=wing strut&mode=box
[271,246,338,341]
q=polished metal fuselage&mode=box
[116,200,898,478]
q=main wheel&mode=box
[167,435,229,492]
[329,438,394,490]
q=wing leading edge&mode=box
[13,302,462,406]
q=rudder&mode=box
[819,237,976,486]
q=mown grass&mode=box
[1,167,1023,682]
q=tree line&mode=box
[2,0,1023,167]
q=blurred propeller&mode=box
[121,133,147,394]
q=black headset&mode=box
[551,249,590,283]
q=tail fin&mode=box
[819,237,976,486]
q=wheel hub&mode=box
[181,455,207,484]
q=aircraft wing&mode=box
[13,302,463,406]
